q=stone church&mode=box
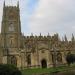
[0,1,75,69]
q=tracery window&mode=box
[11,56,17,66]
[9,37,15,47]
[51,53,54,63]
[27,54,31,66]
[8,23,14,32]
[57,52,62,62]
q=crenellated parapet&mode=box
[21,33,75,52]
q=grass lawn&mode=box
[22,68,52,75]
[21,65,75,75]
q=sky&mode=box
[0,0,75,40]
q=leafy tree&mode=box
[66,53,75,66]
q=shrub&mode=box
[0,64,22,75]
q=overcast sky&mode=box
[0,0,75,40]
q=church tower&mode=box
[1,1,22,67]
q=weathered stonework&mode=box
[0,1,75,69]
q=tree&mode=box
[66,53,75,66]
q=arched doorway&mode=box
[27,54,31,67]
[41,59,47,68]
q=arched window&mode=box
[57,52,62,62]
[9,38,13,47]
[8,23,14,32]
[11,56,17,66]
[27,54,31,66]
[51,53,57,67]
[51,53,54,63]
[9,37,15,47]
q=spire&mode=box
[31,33,33,36]
[64,35,68,42]
[3,0,5,7]
[47,33,51,38]
[3,0,6,20]
[40,33,41,36]
[71,34,74,42]
[17,1,19,8]
[48,33,50,36]
[62,37,64,41]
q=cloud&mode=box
[0,0,75,40]
[0,0,4,32]
[27,0,75,39]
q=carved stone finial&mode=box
[17,1,19,8]
[4,0,5,7]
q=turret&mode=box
[17,1,19,8]
[64,35,68,42]
[4,0,5,7]
[71,34,74,42]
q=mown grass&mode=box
[21,64,75,75]
[22,68,51,75]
